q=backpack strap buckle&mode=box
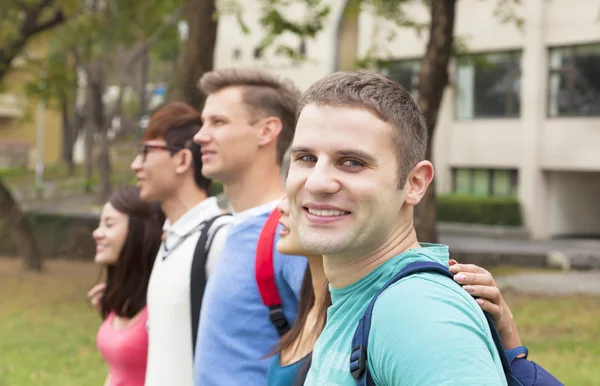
[350,345,366,380]
[268,304,291,336]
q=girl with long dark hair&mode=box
[93,186,164,386]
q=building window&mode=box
[380,59,420,98]
[452,168,518,197]
[548,43,600,117]
[456,51,521,120]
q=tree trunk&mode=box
[139,46,149,119]
[414,0,456,243]
[0,1,65,272]
[86,61,111,202]
[84,117,95,192]
[176,0,218,109]
[0,180,42,271]
[61,93,76,176]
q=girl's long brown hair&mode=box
[99,186,164,319]
[271,265,332,385]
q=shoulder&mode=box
[372,272,486,331]
[367,274,504,385]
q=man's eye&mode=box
[296,154,316,163]
[341,159,364,168]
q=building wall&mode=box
[214,0,347,91]
[0,36,63,166]
[214,0,600,239]
[547,172,600,237]
[361,0,600,239]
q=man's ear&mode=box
[258,116,283,147]
[404,161,434,207]
[174,149,194,175]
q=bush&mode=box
[209,181,223,197]
[436,194,523,226]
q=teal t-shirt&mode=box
[304,244,507,386]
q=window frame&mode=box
[547,42,600,118]
[455,50,523,120]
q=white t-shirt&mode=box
[145,196,233,386]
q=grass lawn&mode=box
[1,258,599,385]
[0,258,106,386]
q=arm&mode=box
[103,373,111,386]
[448,260,521,350]
[369,276,506,386]
[449,261,565,386]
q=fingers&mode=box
[448,263,490,275]
[463,285,502,306]
[453,272,496,287]
[87,283,106,299]
[472,296,502,320]
[87,283,106,309]
[448,259,458,266]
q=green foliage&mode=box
[437,194,523,226]
[209,181,224,197]
[493,0,524,30]
[226,0,331,64]
[15,0,181,106]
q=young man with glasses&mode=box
[131,101,234,386]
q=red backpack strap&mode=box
[255,207,291,337]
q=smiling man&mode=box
[130,102,233,386]
[286,71,507,385]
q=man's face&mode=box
[130,138,182,202]
[194,86,261,182]
[286,104,408,258]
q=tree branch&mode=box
[126,7,183,66]
[0,1,66,82]
[28,10,65,35]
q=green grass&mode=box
[502,289,600,385]
[0,259,598,385]
[0,258,106,386]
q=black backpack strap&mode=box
[350,261,516,386]
[190,214,231,357]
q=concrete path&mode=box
[440,234,600,256]
[496,271,600,296]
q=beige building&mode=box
[0,36,63,168]
[215,0,600,240]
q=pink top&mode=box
[97,307,148,386]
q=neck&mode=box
[161,184,208,224]
[223,159,283,212]
[306,254,327,307]
[324,220,421,289]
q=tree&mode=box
[175,0,218,109]
[413,0,456,243]
[0,0,69,271]
[48,0,181,201]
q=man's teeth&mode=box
[307,208,348,217]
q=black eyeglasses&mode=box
[138,144,184,162]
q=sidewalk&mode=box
[495,271,600,295]
[441,233,600,270]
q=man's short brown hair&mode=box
[143,101,211,192]
[296,71,428,188]
[198,68,301,165]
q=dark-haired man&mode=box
[287,72,507,385]
[131,101,233,386]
